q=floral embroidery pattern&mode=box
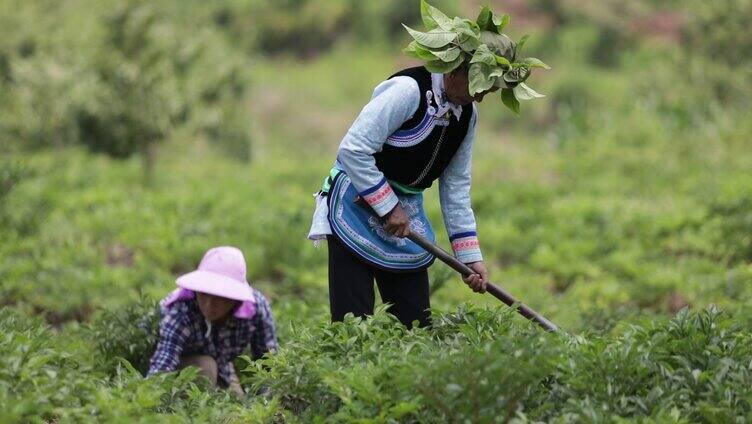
[368,198,428,246]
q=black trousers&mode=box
[327,235,431,328]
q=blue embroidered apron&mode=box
[327,172,436,271]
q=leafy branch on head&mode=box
[403,0,550,114]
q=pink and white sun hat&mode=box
[175,246,254,302]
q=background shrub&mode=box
[0,0,252,171]
[87,298,161,375]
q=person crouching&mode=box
[147,246,278,396]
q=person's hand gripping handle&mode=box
[383,203,411,238]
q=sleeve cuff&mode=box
[450,232,482,263]
[360,178,399,217]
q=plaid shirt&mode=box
[147,288,278,385]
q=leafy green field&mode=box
[2,0,752,422]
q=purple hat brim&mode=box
[176,270,254,302]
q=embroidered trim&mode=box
[386,114,436,146]
[452,238,480,252]
[450,233,481,263]
[451,234,480,254]
[360,176,388,195]
[449,231,477,241]
[385,90,438,147]
[451,237,480,252]
[360,177,397,215]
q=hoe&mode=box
[408,232,559,332]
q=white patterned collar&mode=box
[431,73,463,121]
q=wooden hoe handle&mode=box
[408,233,559,333]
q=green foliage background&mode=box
[1,0,752,421]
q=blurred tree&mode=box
[76,1,182,179]
[0,0,90,151]
[0,0,253,167]
[0,160,24,205]
[210,0,455,58]
[530,0,655,66]
[683,0,752,66]
[174,27,252,162]
[681,0,752,104]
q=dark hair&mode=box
[450,62,469,76]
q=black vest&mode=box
[373,66,473,191]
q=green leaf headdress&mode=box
[403,0,550,114]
